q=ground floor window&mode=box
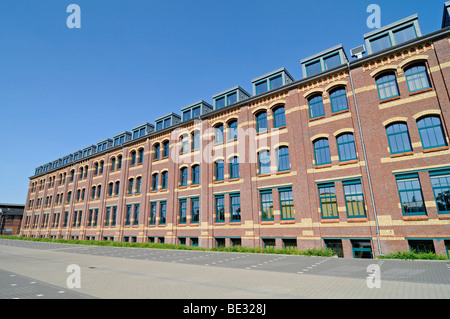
[216,238,225,248]
[283,238,297,250]
[408,239,435,254]
[324,239,344,257]
[352,240,372,258]
[262,238,275,249]
[231,238,241,247]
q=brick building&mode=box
[1,204,24,236]
[20,3,450,258]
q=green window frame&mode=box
[138,149,144,164]
[128,178,134,195]
[161,171,168,189]
[179,199,187,224]
[154,144,160,160]
[314,138,331,166]
[215,124,224,143]
[308,94,325,119]
[343,180,366,218]
[180,167,188,186]
[279,188,294,220]
[136,177,141,194]
[417,116,447,150]
[229,157,239,179]
[376,72,399,101]
[260,190,274,221]
[191,198,199,223]
[215,195,225,223]
[318,183,338,219]
[192,165,200,185]
[337,133,357,162]
[192,131,200,150]
[386,122,412,154]
[256,111,268,133]
[149,202,157,225]
[130,151,136,166]
[133,204,140,225]
[163,141,170,157]
[404,64,431,93]
[230,193,241,222]
[159,201,166,224]
[152,173,158,190]
[430,170,450,214]
[215,160,224,181]
[228,120,238,140]
[396,174,426,216]
[277,146,290,172]
[125,205,132,225]
[273,106,286,128]
[258,150,271,175]
[330,87,349,113]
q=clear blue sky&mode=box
[0,0,446,204]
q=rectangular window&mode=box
[260,191,273,221]
[430,172,450,214]
[192,166,199,185]
[133,204,139,225]
[323,53,341,70]
[156,121,163,131]
[318,183,338,219]
[179,200,187,224]
[324,239,344,258]
[227,92,237,105]
[161,172,168,189]
[305,60,321,77]
[396,175,426,215]
[215,195,225,222]
[160,201,166,224]
[393,25,416,45]
[279,188,294,220]
[105,207,111,226]
[269,74,283,90]
[183,110,191,121]
[263,238,275,249]
[255,80,268,95]
[125,205,132,225]
[343,180,366,218]
[163,118,171,128]
[283,239,297,250]
[370,33,391,53]
[191,198,199,223]
[150,202,157,225]
[230,193,241,222]
[192,106,201,117]
[215,96,225,109]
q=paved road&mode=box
[0,239,449,299]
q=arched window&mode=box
[386,122,412,154]
[99,161,104,174]
[94,162,99,175]
[329,87,349,113]
[191,131,200,150]
[91,186,96,199]
[313,138,331,166]
[308,94,325,119]
[215,160,224,181]
[111,157,116,171]
[138,148,144,164]
[273,106,286,128]
[228,120,238,140]
[404,63,431,93]
[108,182,114,196]
[180,134,189,153]
[128,178,134,195]
[136,177,142,194]
[258,150,271,175]
[97,185,102,198]
[256,111,268,133]
[192,165,200,185]
[152,173,159,191]
[154,143,160,160]
[417,116,447,149]
[215,124,224,143]
[376,72,399,101]
[277,146,290,171]
[130,150,136,165]
[117,155,122,169]
[162,140,170,157]
[229,156,239,179]
[114,181,120,195]
[336,133,357,162]
[180,167,188,186]
[161,171,168,189]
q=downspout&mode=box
[347,62,383,256]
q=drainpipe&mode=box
[347,62,383,256]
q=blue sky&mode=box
[0,0,446,204]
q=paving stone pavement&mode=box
[0,239,449,299]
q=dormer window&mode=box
[301,45,348,78]
[155,113,181,131]
[213,87,250,110]
[364,14,421,55]
[252,68,293,96]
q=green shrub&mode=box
[0,235,336,257]
[377,250,448,260]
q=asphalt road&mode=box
[0,239,449,299]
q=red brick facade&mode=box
[20,24,450,258]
